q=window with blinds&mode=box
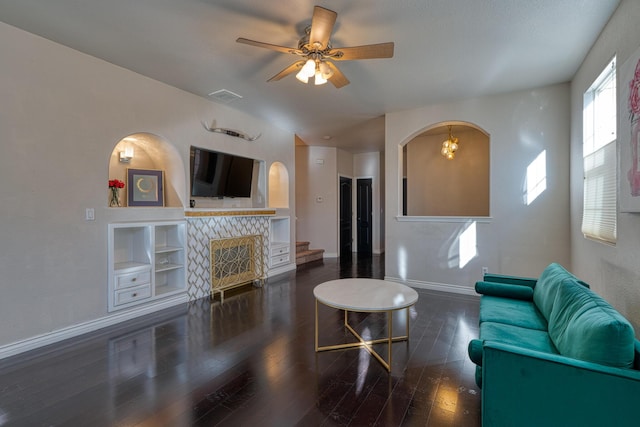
[582,57,617,244]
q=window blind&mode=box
[582,57,616,245]
[582,141,617,244]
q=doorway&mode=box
[357,178,373,256]
[339,176,353,258]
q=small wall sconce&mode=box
[119,146,134,163]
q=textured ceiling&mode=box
[0,0,620,152]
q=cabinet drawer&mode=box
[114,284,151,306]
[115,270,151,290]
[271,253,290,267]
[270,245,290,257]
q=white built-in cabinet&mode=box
[108,221,186,312]
[269,216,290,268]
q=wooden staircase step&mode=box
[296,248,324,265]
[296,241,310,253]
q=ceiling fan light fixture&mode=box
[295,69,309,83]
[314,68,327,85]
[318,61,333,79]
[237,6,393,88]
[300,59,316,78]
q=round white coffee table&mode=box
[313,278,419,372]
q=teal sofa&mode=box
[468,263,640,426]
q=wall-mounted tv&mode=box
[190,146,254,198]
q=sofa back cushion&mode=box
[548,279,635,368]
[533,263,589,320]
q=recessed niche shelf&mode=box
[108,132,185,209]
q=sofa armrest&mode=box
[475,281,534,300]
[482,273,537,288]
[481,341,640,427]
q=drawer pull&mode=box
[132,293,138,297]
[132,277,137,282]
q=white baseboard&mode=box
[267,263,297,277]
[323,252,339,258]
[384,276,477,296]
[0,294,188,360]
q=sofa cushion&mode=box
[468,339,484,365]
[479,296,547,330]
[533,263,589,320]
[479,322,558,358]
[548,279,635,369]
[482,273,537,287]
[476,281,534,300]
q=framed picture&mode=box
[620,45,640,212]
[127,168,164,207]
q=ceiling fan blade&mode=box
[309,6,337,50]
[326,62,350,88]
[267,61,305,82]
[332,42,395,61]
[236,37,300,55]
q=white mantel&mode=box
[184,208,276,217]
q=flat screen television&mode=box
[190,146,254,198]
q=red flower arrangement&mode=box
[108,179,125,207]
[109,179,125,189]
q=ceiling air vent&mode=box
[208,89,243,104]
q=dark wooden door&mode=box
[339,177,353,258]
[356,178,373,255]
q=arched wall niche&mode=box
[268,161,290,209]
[108,132,186,208]
[402,121,490,217]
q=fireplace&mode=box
[210,235,264,302]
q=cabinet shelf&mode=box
[155,284,183,296]
[155,246,184,254]
[109,221,186,312]
[114,261,151,272]
[269,216,291,270]
[155,263,183,273]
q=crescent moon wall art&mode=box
[127,168,164,207]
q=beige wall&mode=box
[354,152,384,254]
[0,22,295,352]
[406,128,489,216]
[295,145,339,257]
[337,148,354,177]
[386,83,571,292]
[570,0,640,333]
[295,147,384,257]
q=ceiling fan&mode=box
[236,6,394,88]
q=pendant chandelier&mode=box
[441,125,459,160]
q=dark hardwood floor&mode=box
[0,255,481,426]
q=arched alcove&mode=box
[402,121,490,216]
[108,133,186,207]
[268,161,290,208]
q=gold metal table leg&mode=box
[406,306,410,337]
[315,298,319,352]
[314,299,412,372]
[388,310,392,370]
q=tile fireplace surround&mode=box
[184,210,274,301]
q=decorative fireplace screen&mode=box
[210,235,264,301]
